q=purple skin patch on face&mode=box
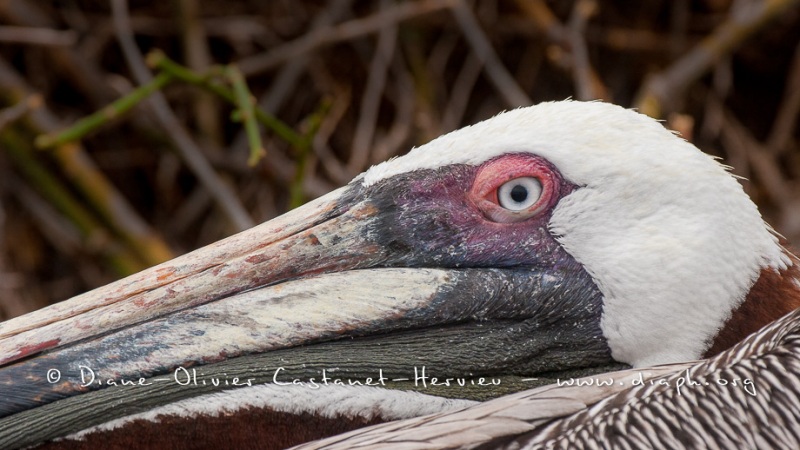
[361,154,610,371]
[367,154,577,270]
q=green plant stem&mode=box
[225,65,265,166]
[148,50,305,148]
[34,72,174,149]
[289,98,332,209]
[3,128,146,275]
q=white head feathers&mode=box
[364,101,790,367]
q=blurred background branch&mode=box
[0,0,799,319]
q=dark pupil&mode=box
[510,184,528,203]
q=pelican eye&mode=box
[497,177,542,211]
[470,154,557,223]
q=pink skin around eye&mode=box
[469,154,558,223]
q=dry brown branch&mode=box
[513,41,544,96]
[568,0,605,100]
[0,0,121,106]
[1,0,799,313]
[451,0,531,107]
[589,26,675,52]
[228,2,353,197]
[313,86,355,185]
[636,0,800,118]
[411,31,457,140]
[8,175,84,261]
[237,0,453,76]
[668,0,691,57]
[0,58,173,268]
[0,186,33,319]
[720,106,800,239]
[371,56,415,164]
[513,0,567,43]
[170,188,212,237]
[348,0,397,173]
[721,108,792,206]
[699,93,747,183]
[111,0,255,231]
[0,26,77,46]
[242,177,277,223]
[426,31,460,82]
[175,0,222,144]
[0,1,177,163]
[256,1,353,115]
[442,52,482,131]
[767,42,800,154]
[2,127,148,276]
[0,94,40,131]
[514,0,609,101]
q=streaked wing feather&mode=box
[296,309,800,449]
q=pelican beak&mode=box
[0,178,615,417]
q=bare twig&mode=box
[514,0,609,101]
[2,129,146,275]
[426,31,460,82]
[348,0,397,174]
[451,0,531,107]
[174,0,221,144]
[0,183,31,319]
[0,94,41,131]
[513,41,544,96]
[720,106,800,238]
[568,0,605,100]
[721,108,793,206]
[230,0,354,191]
[111,0,255,231]
[9,175,84,258]
[0,57,174,267]
[0,26,78,46]
[588,26,675,53]
[149,51,305,149]
[170,188,212,237]
[371,55,415,164]
[258,0,353,115]
[767,42,800,154]
[669,0,690,57]
[0,0,121,106]
[312,87,355,185]
[636,0,800,118]
[411,31,458,140]
[404,30,448,141]
[442,52,482,131]
[513,0,567,42]
[237,0,453,76]
[291,98,332,208]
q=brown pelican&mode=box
[0,101,798,449]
